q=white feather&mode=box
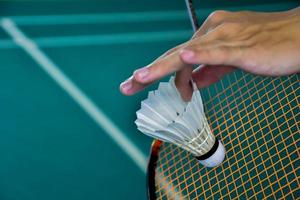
[135,77,217,157]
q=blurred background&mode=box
[0,0,298,199]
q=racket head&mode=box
[146,72,300,200]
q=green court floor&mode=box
[0,0,298,199]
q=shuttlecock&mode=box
[135,77,225,167]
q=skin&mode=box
[120,7,300,101]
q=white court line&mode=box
[1,18,148,173]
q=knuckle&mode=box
[209,10,230,22]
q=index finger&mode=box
[134,46,191,84]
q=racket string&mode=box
[154,73,299,199]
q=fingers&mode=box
[192,65,236,88]
[120,49,188,95]
[156,43,185,60]
[180,20,252,68]
[175,65,193,101]
[180,47,234,66]
[120,44,185,95]
[172,10,235,100]
[120,10,246,96]
[134,52,184,83]
[172,11,231,100]
[180,35,244,67]
[120,37,240,95]
[120,76,145,95]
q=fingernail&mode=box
[120,80,132,92]
[180,49,195,60]
[136,67,149,80]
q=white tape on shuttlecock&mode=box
[136,77,226,167]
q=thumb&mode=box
[192,65,235,88]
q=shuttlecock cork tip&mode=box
[197,140,226,167]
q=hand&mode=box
[120,8,300,100]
